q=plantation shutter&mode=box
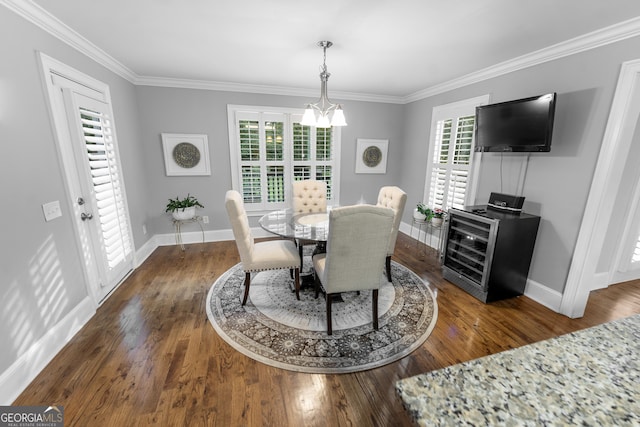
[80,106,132,270]
[229,106,340,211]
[428,115,475,210]
[236,112,287,209]
[315,127,334,199]
[64,90,134,288]
[264,118,285,203]
[425,95,489,212]
[293,122,312,182]
[239,117,262,203]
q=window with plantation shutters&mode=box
[424,95,490,211]
[228,105,341,212]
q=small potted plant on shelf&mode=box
[413,203,433,223]
[165,194,204,220]
[431,208,446,227]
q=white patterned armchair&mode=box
[312,205,394,335]
[292,180,327,267]
[376,186,407,282]
[292,180,327,213]
[225,190,301,304]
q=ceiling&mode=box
[25,0,640,100]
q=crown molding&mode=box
[133,75,405,104]
[3,0,137,82]
[5,0,640,105]
[403,16,640,103]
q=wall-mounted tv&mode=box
[474,93,557,152]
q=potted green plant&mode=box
[165,194,204,220]
[431,208,446,227]
[413,203,433,223]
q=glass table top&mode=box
[258,209,330,242]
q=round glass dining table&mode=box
[258,209,330,242]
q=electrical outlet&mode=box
[202,216,209,224]
[142,224,147,235]
[42,200,62,222]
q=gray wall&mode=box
[135,86,404,234]
[399,35,640,293]
[0,9,148,375]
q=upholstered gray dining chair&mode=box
[312,205,394,335]
[376,186,407,282]
[292,179,327,267]
[225,190,301,304]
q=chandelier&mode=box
[300,41,347,128]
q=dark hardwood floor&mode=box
[14,233,640,426]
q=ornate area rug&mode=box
[206,261,438,373]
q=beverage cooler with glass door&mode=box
[442,206,540,303]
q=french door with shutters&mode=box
[62,89,134,303]
[40,54,134,305]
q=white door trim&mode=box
[38,52,133,306]
[561,58,640,317]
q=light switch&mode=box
[43,200,62,221]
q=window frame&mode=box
[423,95,490,211]
[227,104,341,214]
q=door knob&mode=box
[81,212,93,221]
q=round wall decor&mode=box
[162,133,210,176]
[355,138,388,174]
[362,145,383,167]
[173,142,201,168]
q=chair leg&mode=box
[314,270,320,299]
[299,243,304,272]
[372,289,379,330]
[294,268,300,300]
[242,272,251,306]
[385,255,392,282]
[326,293,333,335]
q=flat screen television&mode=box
[474,93,556,152]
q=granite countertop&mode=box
[396,314,640,426]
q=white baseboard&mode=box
[610,268,640,286]
[399,221,413,238]
[0,296,95,405]
[134,235,158,267]
[524,279,563,312]
[590,271,610,291]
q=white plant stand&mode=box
[172,216,205,251]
